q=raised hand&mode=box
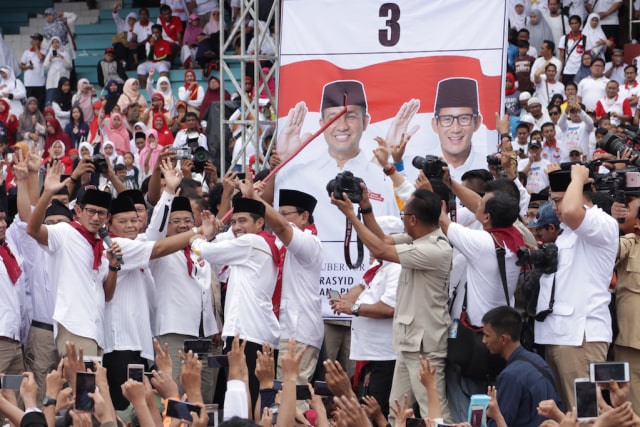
[153,338,173,375]
[385,99,420,149]
[277,102,312,159]
[323,359,354,398]
[373,136,392,168]
[159,158,183,194]
[280,338,306,382]
[254,342,275,389]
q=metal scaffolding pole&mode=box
[218,0,279,176]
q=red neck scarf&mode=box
[544,138,557,149]
[184,71,199,100]
[70,221,104,270]
[0,241,21,285]
[184,246,194,278]
[484,226,525,254]
[269,225,315,318]
[362,262,382,287]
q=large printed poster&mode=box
[275,0,508,318]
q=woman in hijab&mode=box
[247,20,276,56]
[147,73,177,118]
[72,79,98,123]
[42,8,71,50]
[43,36,72,107]
[0,66,26,117]
[0,99,19,145]
[129,121,147,155]
[64,105,90,149]
[51,77,73,128]
[200,75,230,121]
[88,101,103,144]
[44,117,72,152]
[78,141,93,159]
[17,97,46,148]
[102,140,122,167]
[178,70,204,115]
[509,0,528,31]
[196,7,226,69]
[152,113,174,147]
[583,13,612,59]
[103,79,122,116]
[574,52,594,84]
[42,139,73,174]
[103,112,131,156]
[139,129,162,176]
[526,10,554,56]
[117,78,147,126]
[181,14,203,69]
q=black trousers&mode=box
[102,350,148,410]
[357,360,396,419]
[223,336,278,412]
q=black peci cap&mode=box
[233,197,265,217]
[110,194,137,216]
[80,188,112,210]
[279,189,317,214]
[171,196,193,214]
[434,77,479,115]
[320,80,367,112]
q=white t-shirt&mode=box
[545,14,570,52]
[588,0,622,25]
[558,33,591,74]
[446,223,521,327]
[20,49,46,87]
[535,77,565,107]
[619,81,640,115]
[43,222,109,347]
[350,261,400,361]
[535,205,618,345]
[578,76,609,111]
[531,57,563,82]
[541,140,569,163]
[604,62,627,85]
[557,109,595,157]
[0,237,24,342]
[160,0,189,21]
[133,21,153,44]
[279,225,324,349]
[519,158,551,193]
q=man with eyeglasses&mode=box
[191,196,281,408]
[528,200,560,244]
[27,162,122,358]
[431,77,487,181]
[534,166,618,409]
[103,162,211,409]
[149,194,217,396]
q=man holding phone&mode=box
[482,306,563,427]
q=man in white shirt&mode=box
[530,41,563,83]
[19,34,46,111]
[534,166,618,409]
[586,0,623,38]
[519,140,551,193]
[534,62,565,107]
[130,8,153,66]
[192,197,280,407]
[578,57,609,111]
[595,80,633,127]
[558,101,594,157]
[545,0,570,51]
[604,49,627,85]
[619,65,640,115]
[26,164,121,357]
[527,97,552,131]
[515,123,531,159]
[149,195,218,395]
[541,122,569,163]
[173,112,208,150]
[558,15,591,85]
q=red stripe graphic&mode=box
[279,56,502,130]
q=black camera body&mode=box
[412,155,447,180]
[92,154,108,174]
[192,146,208,174]
[486,154,502,167]
[326,171,364,203]
[600,132,640,168]
[516,243,558,275]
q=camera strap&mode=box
[343,212,364,270]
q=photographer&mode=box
[610,189,640,413]
[534,166,618,410]
[173,111,207,150]
[529,200,561,244]
[330,186,453,423]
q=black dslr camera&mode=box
[516,243,558,275]
[92,154,109,174]
[412,155,447,180]
[326,171,365,203]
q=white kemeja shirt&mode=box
[0,236,25,342]
[446,223,521,327]
[350,261,400,361]
[192,233,280,348]
[518,158,551,193]
[42,222,109,347]
[619,81,640,115]
[278,224,324,349]
[557,109,594,157]
[578,76,609,111]
[534,205,618,345]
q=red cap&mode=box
[105,47,116,54]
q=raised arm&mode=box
[26,161,70,246]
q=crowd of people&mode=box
[0,0,640,427]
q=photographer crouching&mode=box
[533,165,618,410]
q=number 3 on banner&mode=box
[379,3,400,47]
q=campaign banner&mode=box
[275,0,508,318]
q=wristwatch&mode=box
[42,396,57,407]
[191,227,199,235]
[351,303,360,316]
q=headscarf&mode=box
[0,99,10,122]
[152,113,174,146]
[526,9,554,54]
[89,101,102,143]
[14,142,28,160]
[0,66,17,88]
[53,77,73,111]
[138,129,162,172]
[102,140,119,166]
[203,7,224,35]
[76,79,94,123]
[183,70,200,101]
[183,14,202,46]
[155,76,176,115]
[129,121,147,154]
[509,0,528,31]
[247,20,275,56]
[583,13,607,57]
[103,79,122,115]
[64,105,90,149]
[78,141,93,158]
[44,117,72,152]
[104,112,130,155]
[43,8,69,45]
[118,78,147,111]
[200,76,230,120]
[575,53,594,84]
[505,73,517,95]
[18,97,45,134]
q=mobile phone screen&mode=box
[296,384,312,400]
[128,365,144,382]
[406,418,426,427]
[207,355,229,369]
[328,290,340,299]
[75,372,96,411]
[183,339,213,354]
[470,407,484,427]
[313,381,333,396]
[575,381,598,419]
[166,399,200,422]
[1,375,24,390]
